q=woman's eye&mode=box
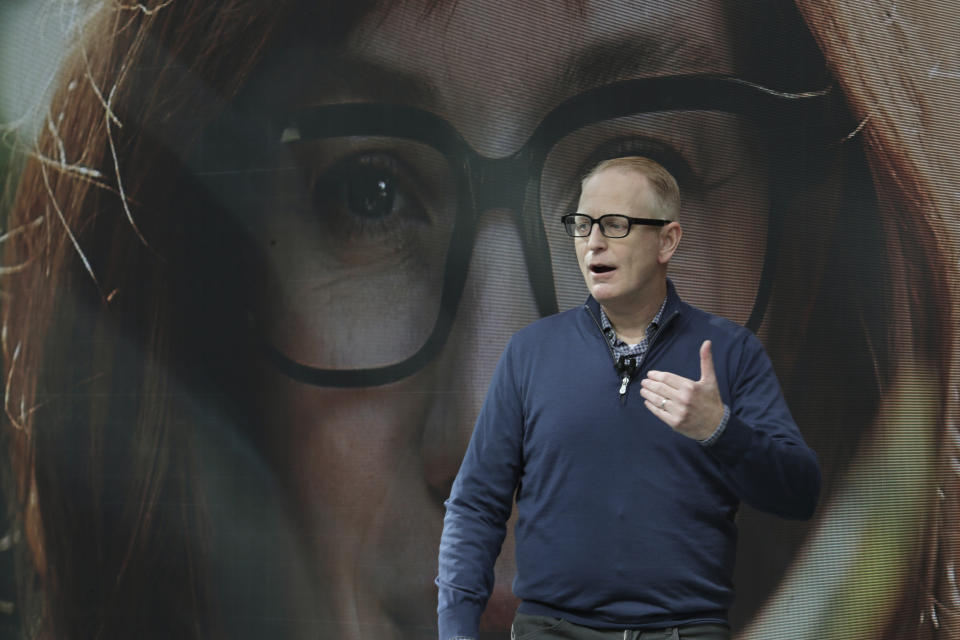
[319,164,397,222]
[270,138,459,268]
[301,150,433,243]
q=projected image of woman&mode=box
[0,1,955,639]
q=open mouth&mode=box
[590,264,615,274]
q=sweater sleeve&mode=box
[436,339,525,640]
[704,332,821,520]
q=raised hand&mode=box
[640,340,726,440]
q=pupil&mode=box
[346,169,395,219]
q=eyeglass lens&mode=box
[542,111,770,327]
[564,215,633,238]
[232,108,770,372]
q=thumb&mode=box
[699,340,716,383]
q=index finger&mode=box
[645,369,694,390]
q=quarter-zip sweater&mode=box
[436,281,820,640]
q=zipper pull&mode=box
[619,374,630,397]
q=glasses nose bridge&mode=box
[470,154,531,215]
[466,152,560,319]
[587,218,610,243]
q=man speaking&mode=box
[437,157,820,640]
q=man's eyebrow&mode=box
[558,34,714,91]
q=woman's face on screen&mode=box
[247,1,776,637]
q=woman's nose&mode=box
[420,207,540,503]
[420,206,531,632]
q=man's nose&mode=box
[586,220,608,250]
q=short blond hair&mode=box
[581,156,681,221]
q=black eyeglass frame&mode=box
[211,74,853,387]
[562,213,669,238]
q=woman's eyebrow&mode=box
[303,55,440,108]
[558,33,718,91]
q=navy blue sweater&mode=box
[436,283,820,639]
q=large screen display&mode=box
[0,1,957,639]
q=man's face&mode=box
[574,168,675,311]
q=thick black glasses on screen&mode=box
[562,214,668,238]
[198,74,852,387]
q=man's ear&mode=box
[658,221,682,264]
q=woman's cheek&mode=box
[667,173,769,329]
[257,367,450,636]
